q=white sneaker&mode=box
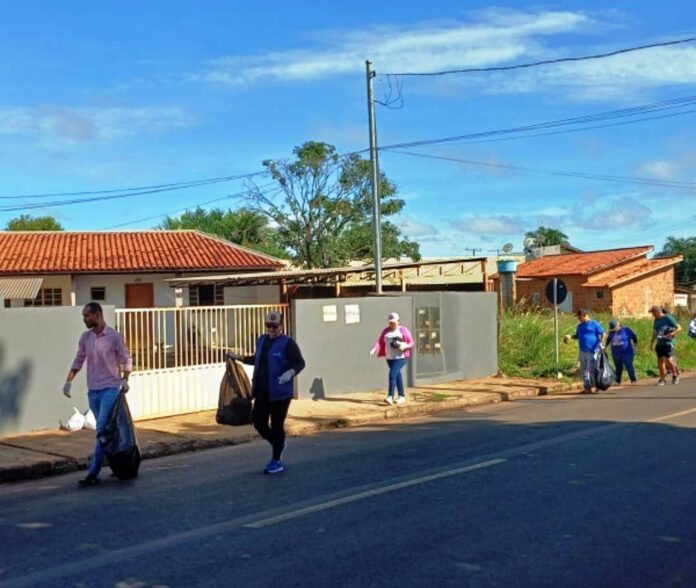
[396,396,406,405]
[385,396,394,405]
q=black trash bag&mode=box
[216,357,253,426]
[99,392,141,480]
[594,348,615,391]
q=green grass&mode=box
[498,308,696,380]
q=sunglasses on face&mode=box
[265,323,279,328]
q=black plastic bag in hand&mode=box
[216,357,253,426]
[99,392,141,480]
[594,348,615,391]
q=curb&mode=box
[0,381,579,483]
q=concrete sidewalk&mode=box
[0,376,580,483]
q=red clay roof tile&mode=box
[0,231,284,274]
[516,246,653,278]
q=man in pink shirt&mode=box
[63,302,132,487]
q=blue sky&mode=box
[1,1,694,257]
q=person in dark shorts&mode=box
[649,305,681,385]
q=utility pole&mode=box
[366,60,383,294]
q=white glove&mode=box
[226,352,243,361]
[369,347,377,357]
[278,369,295,385]
[563,334,572,344]
[120,378,130,393]
[62,381,72,398]
[398,342,409,351]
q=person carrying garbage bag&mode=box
[63,302,132,487]
[227,311,305,475]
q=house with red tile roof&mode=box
[506,246,683,316]
[0,230,285,308]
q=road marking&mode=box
[648,408,696,423]
[244,458,506,529]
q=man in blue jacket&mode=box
[564,309,605,394]
[229,311,305,474]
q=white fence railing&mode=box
[115,304,288,373]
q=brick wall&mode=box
[611,268,676,317]
[515,275,611,313]
[515,268,676,317]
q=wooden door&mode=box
[124,283,155,370]
[125,283,154,308]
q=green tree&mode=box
[525,225,569,247]
[657,236,696,283]
[5,214,64,231]
[245,141,421,268]
[158,207,288,259]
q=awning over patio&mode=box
[0,277,44,300]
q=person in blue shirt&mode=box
[605,319,638,385]
[563,309,605,393]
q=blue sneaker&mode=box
[264,460,284,474]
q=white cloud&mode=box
[452,214,525,235]
[571,196,652,230]
[193,10,591,85]
[638,160,681,180]
[0,106,193,143]
[475,46,696,99]
[398,216,438,238]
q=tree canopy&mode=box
[158,207,288,259]
[5,214,64,231]
[245,141,420,268]
[657,236,696,284]
[525,226,569,247]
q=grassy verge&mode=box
[498,308,696,381]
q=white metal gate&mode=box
[115,304,287,419]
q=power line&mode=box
[102,183,282,229]
[381,35,696,76]
[0,171,268,201]
[374,94,696,151]
[384,149,696,191]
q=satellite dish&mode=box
[502,243,513,253]
[523,237,536,249]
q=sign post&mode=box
[545,278,567,379]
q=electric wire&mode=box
[381,35,696,76]
[383,149,696,191]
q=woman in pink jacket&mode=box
[370,312,415,405]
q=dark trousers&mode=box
[613,352,636,383]
[252,392,291,461]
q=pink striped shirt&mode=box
[71,325,133,390]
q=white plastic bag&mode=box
[83,409,97,430]
[59,407,85,432]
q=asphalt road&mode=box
[1,378,695,588]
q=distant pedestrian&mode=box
[370,312,414,405]
[688,311,696,339]
[228,311,305,474]
[605,319,638,385]
[563,309,605,394]
[64,302,132,487]
[649,305,681,385]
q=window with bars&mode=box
[189,285,224,306]
[90,287,106,301]
[25,288,63,307]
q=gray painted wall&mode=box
[292,292,498,398]
[293,296,413,399]
[0,306,116,435]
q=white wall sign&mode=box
[322,304,338,322]
[345,304,360,324]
